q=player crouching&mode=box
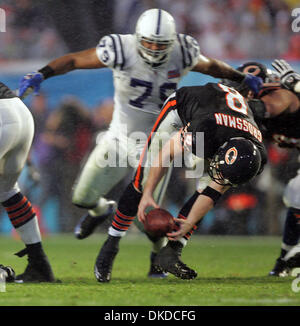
[136,78,267,279]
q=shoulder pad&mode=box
[96,34,128,70]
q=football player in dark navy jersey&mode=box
[243,60,300,277]
[176,83,265,160]
[137,61,300,280]
[135,81,267,279]
[93,78,267,282]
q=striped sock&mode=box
[2,192,41,244]
[108,183,142,237]
[110,209,135,237]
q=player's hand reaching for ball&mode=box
[166,217,194,241]
[137,192,159,223]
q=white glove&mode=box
[272,59,300,94]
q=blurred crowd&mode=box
[0,0,300,61]
[22,94,114,232]
[0,0,67,61]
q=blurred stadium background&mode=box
[0,0,300,237]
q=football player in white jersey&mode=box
[19,9,262,280]
[0,81,55,283]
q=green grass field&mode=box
[0,234,299,306]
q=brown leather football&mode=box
[143,208,175,237]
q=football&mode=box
[143,208,175,237]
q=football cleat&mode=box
[74,201,116,239]
[148,252,168,278]
[286,252,300,270]
[269,257,290,277]
[94,235,120,283]
[14,249,55,283]
[155,242,197,280]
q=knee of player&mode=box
[71,191,97,209]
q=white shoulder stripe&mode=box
[177,34,191,68]
[183,35,192,67]
[110,34,125,69]
[177,34,200,69]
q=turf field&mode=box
[0,234,299,306]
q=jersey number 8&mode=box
[218,83,248,116]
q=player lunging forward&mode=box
[19,9,262,279]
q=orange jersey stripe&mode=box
[134,99,177,189]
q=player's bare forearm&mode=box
[46,48,105,76]
[143,150,172,196]
[261,89,300,117]
[167,181,229,240]
[188,181,228,223]
[143,132,182,196]
[192,56,245,81]
[138,133,183,221]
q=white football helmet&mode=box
[135,9,176,66]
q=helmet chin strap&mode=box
[138,50,167,68]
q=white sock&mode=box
[108,226,126,238]
[152,237,168,253]
[178,237,187,247]
[283,243,300,261]
[88,198,110,217]
[17,216,42,245]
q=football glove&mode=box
[243,74,263,96]
[272,59,300,94]
[19,72,44,98]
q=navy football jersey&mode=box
[257,106,300,149]
[176,83,267,164]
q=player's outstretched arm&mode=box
[19,48,105,98]
[138,132,183,222]
[167,181,230,241]
[259,88,300,117]
[192,55,262,95]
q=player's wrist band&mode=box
[200,186,222,205]
[38,65,55,79]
